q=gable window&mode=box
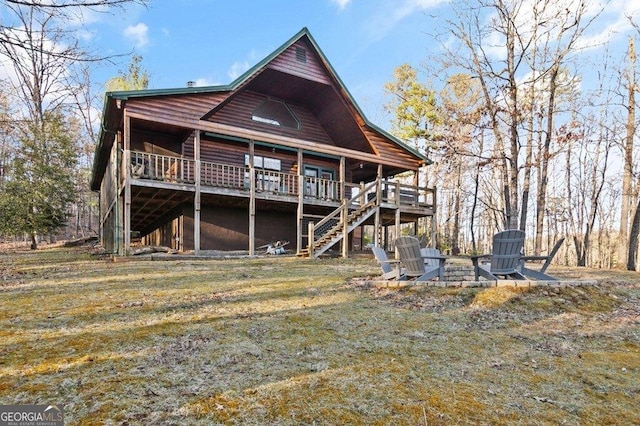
[252,99,300,130]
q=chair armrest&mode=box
[421,254,448,260]
[421,254,448,267]
[521,255,549,262]
[378,259,401,264]
[469,254,490,266]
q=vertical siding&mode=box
[182,204,298,251]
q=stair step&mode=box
[307,197,379,258]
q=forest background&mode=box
[0,0,639,270]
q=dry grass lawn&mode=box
[0,247,639,425]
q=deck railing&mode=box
[345,179,435,209]
[255,169,299,195]
[131,152,195,183]
[200,162,246,189]
[303,176,340,201]
[129,151,433,208]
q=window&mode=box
[252,99,300,130]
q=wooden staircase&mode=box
[299,181,379,258]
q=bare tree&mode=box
[0,81,15,184]
[0,0,145,246]
[438,74,484,251]
[564,113,615,267]
[431,0,609,261]
[624,37,640,270]
[0,0,147,56]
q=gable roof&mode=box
[91,28,430,190]
[212,27,430,163]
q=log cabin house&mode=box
[90,28,436,257]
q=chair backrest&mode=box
[490,229,525,274]
[395,236,426,276]
[541,237,565,272]
[372,246,392,274]
[421,247,441,268]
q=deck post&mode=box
[249,139,256,256]
[194,130,201,255]
[123,112,131,256]
[340,156,347,258]
[395,207,401,248]
[431,186,437,247]
[374,164,382,247]
[308,222,314,258]
[115,132,122,254]
[296,149,304,255]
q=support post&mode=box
[374,164,382,247]
[249,140,256,256]
[123,113,131,256]
[115,132,122,254]
[431,186,437,248]
[395,208,401,248]
[342,200,349,258]
[194,130,201,255]
[340,156,348,258]
[308,222,315,258]
[296,149,304,255]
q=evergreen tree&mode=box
[384,64,440,151]
[1,111,77,248]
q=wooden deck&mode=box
[129,151,435,210]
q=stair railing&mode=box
[308,179,379,254]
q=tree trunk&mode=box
[620,37,636,268]
[628,198,640,270]
[505,15,519,230]
[535,65,559,255]
[452,157,462,251]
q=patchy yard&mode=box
[0,247,639,425]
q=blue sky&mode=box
[80,0,640,129]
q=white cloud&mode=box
[192,77,222,87]
[466,0,639,61]
[228,61,251,81]
[123,23,149,48]
[574,0,640,50]
[227,49,267,81]
[365,0,448,42]
[332,0,351,10]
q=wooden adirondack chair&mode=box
[519,237,565,280]
[421,247,444,269]
[470,230,526,281]
[396,236,447,282]
[372,246,403,280]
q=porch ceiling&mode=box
[130,117,192,141]
[130,187,190,235]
